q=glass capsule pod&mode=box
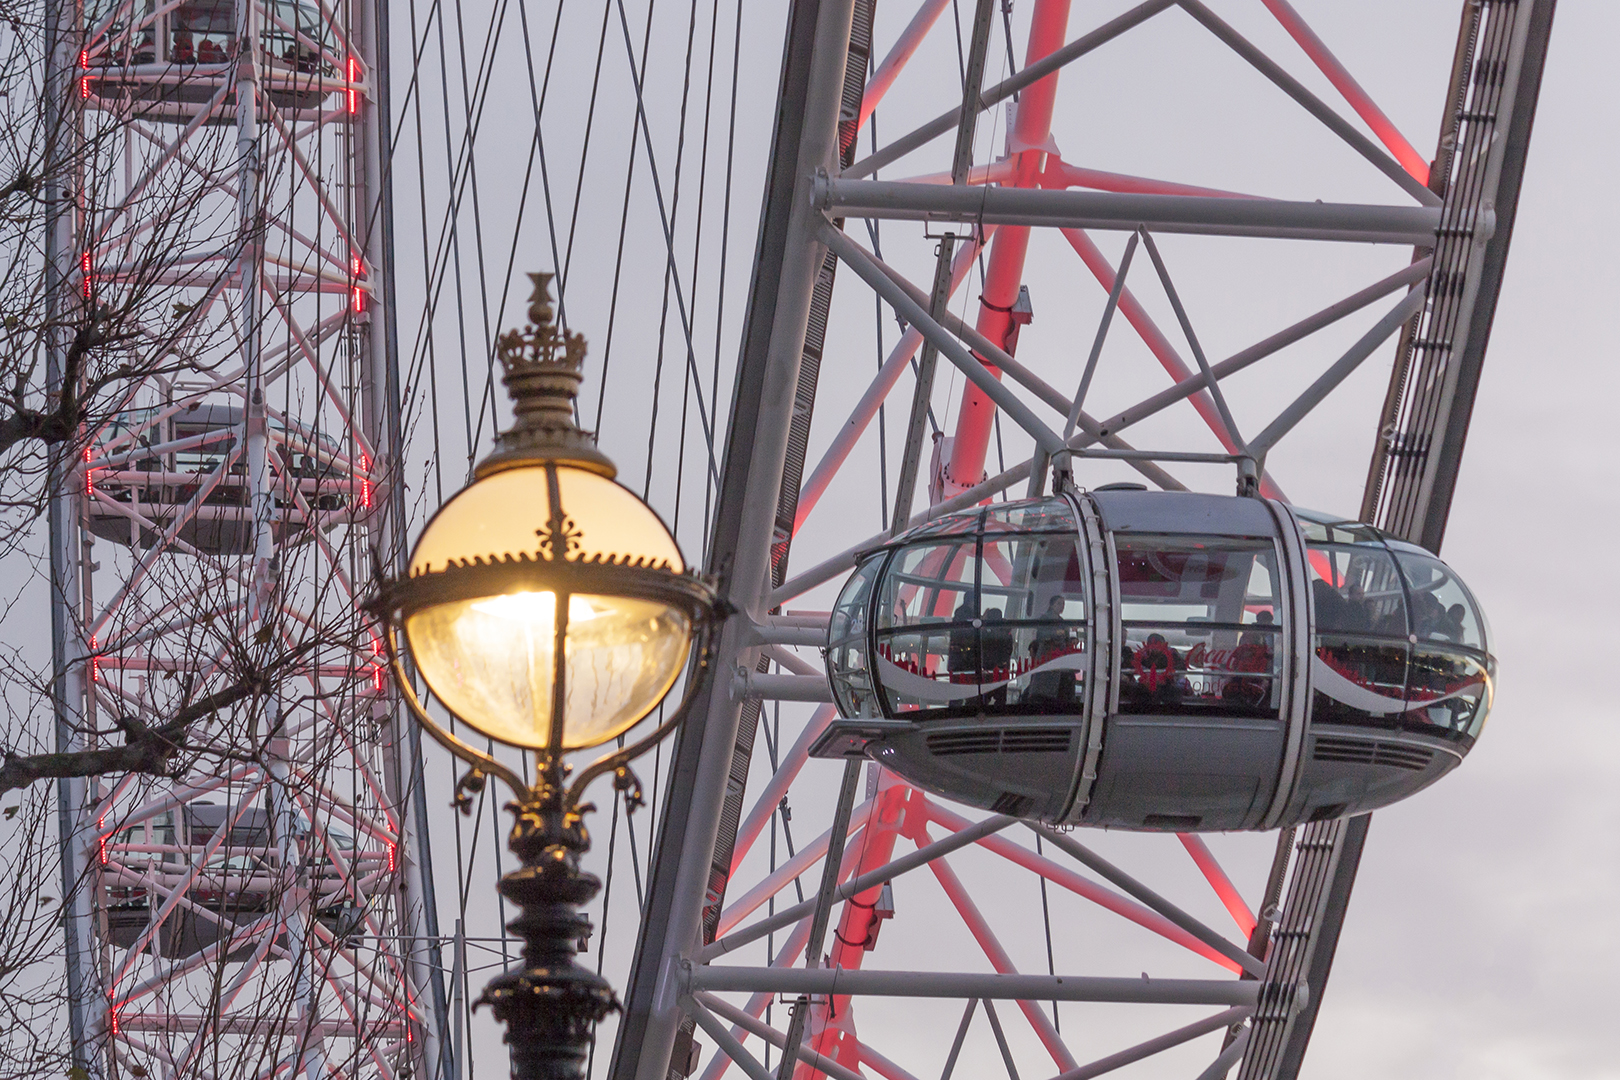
[85,0,341,118]
[817,488,1495,831]
[87,402,358,556]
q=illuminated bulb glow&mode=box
[359,452,372,509]
[351,285,364,313]
[98,811,108,865]
[386,840,397,872]
[346,57,359,113]
[469,591,600,624]
[81,252,92,299]
[406,589,688,750]
[84,446,94,496]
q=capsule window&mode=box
[170,0,234,64]
[1395,553,1485,651]
[828,556,884,720]
[1405,647,1492,739]
[976,533,1087,711]
[982,499,1078,534]
[1306,544,1491,743]
[871,521,1087,717]
[1307,543,1410,729]
[1307,545,1408,637]
[1114,537,1283,719]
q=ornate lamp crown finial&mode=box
[481,271,616,479]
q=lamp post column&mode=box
[479,771,617,1080]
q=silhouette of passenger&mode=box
[1440,603,1467,643]
[1225,611,1275,709]
[1028,596,1076,707]
[1029,596,1070,662]
[980,608,1015,706]
[947,597,980,681]
[1134,633,1184,706]
[1312,578,1350,631]
[1414,591,1447,639]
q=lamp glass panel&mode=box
[410,466,684,575]
[406,591,691,750]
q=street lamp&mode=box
[368,273,720,1080]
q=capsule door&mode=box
[1078,491,1294,831]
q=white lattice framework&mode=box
[47,0,445,1075]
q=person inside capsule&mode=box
[1300,512,1490,741]
[855,500,1089,716]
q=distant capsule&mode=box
[814,488,1494,832]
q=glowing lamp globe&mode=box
[404,464,691,750]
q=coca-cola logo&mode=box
[1184,641,1249,671]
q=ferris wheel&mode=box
[596,3,1556,1080]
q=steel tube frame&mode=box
[922,832,1077,1071]
[1243,6,1557,1075]
[726,705,836,875]
[886,0,997,536]
[1051,1006,1253,1080]
[1028,825,1264,977]
[820,178,1460,244]
[856,0,949,130]
[833,227,1181,492]
[1247,285,1429,458]
[1177,835,1257,938]
[924,802,1242,973]
[1059,226,1284,498]
[52,0,444,1074]
[687,967,1261,1007]
[715,804,875,937]
[843,0,1176,180]
[693,992,869,1080]
[704,813,1014,961]
[771,245,1427,599]
[635,3,1545,1080]
[1174,0,1439,206]
[822,222,1066,455]
[1257,0,1428,184]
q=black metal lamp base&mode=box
[478,786,619,1080]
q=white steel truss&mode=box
[46,0,446,1075]
[613,4,1550,1080]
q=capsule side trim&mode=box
[1260,498,1314,830]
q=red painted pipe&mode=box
[943,0,1074,498]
